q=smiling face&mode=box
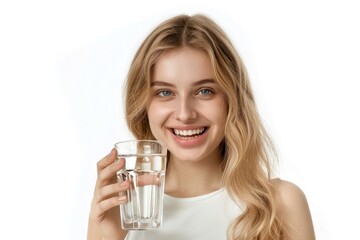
[147,47,227,163]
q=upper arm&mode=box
[275,180,316,240]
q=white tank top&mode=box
[125,188,244,240]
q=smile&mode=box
[172,128,207,138]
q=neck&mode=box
[164,151,223,198]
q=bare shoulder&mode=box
[273,179,307,208]
[272,179,316,239]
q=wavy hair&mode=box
[125,14,284,239]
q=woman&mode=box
[88,14,315,240]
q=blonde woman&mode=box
[88,14,315,240]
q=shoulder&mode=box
[272,179,307,208]
[272,179,316,239]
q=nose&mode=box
[175,95,197,123]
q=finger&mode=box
[136,174,162,187]
[94,181,130,203]
[97,148,117,173]
[90,197,126,222]
[96,157,125,187]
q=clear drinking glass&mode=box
[115,140,167,230]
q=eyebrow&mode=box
[151,79,216,87]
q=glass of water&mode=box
[115,140,167,230]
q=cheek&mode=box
[147,102,173,131]
[146,104,157,132]
[211,110,227,128]
[147,102,172,119]
[200,99,227,124]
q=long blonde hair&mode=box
[125,14,283,239]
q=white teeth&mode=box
[173,128,205,136]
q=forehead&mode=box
[152,47,214,83]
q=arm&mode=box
[275,180,316,240]
[87,149,129,240]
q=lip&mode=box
[169,125,207,131]
[167,126,209,147]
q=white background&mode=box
[0,0,359,239]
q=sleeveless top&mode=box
[125,188,244,240]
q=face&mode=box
[147,47,227,163]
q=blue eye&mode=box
[198,88,213,95]
[158,90,173,97]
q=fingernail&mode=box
[110,148,115,154]
[117,195,127,202]
[120,180,128,187]
[115,158,121,165]
[108,148,116,157]
[116,157,124,165]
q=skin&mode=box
[147,47,226,198]
[275,179,316,239]
[87,149,129,240]
[87,47,316,240]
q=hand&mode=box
[88,148,130,240]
